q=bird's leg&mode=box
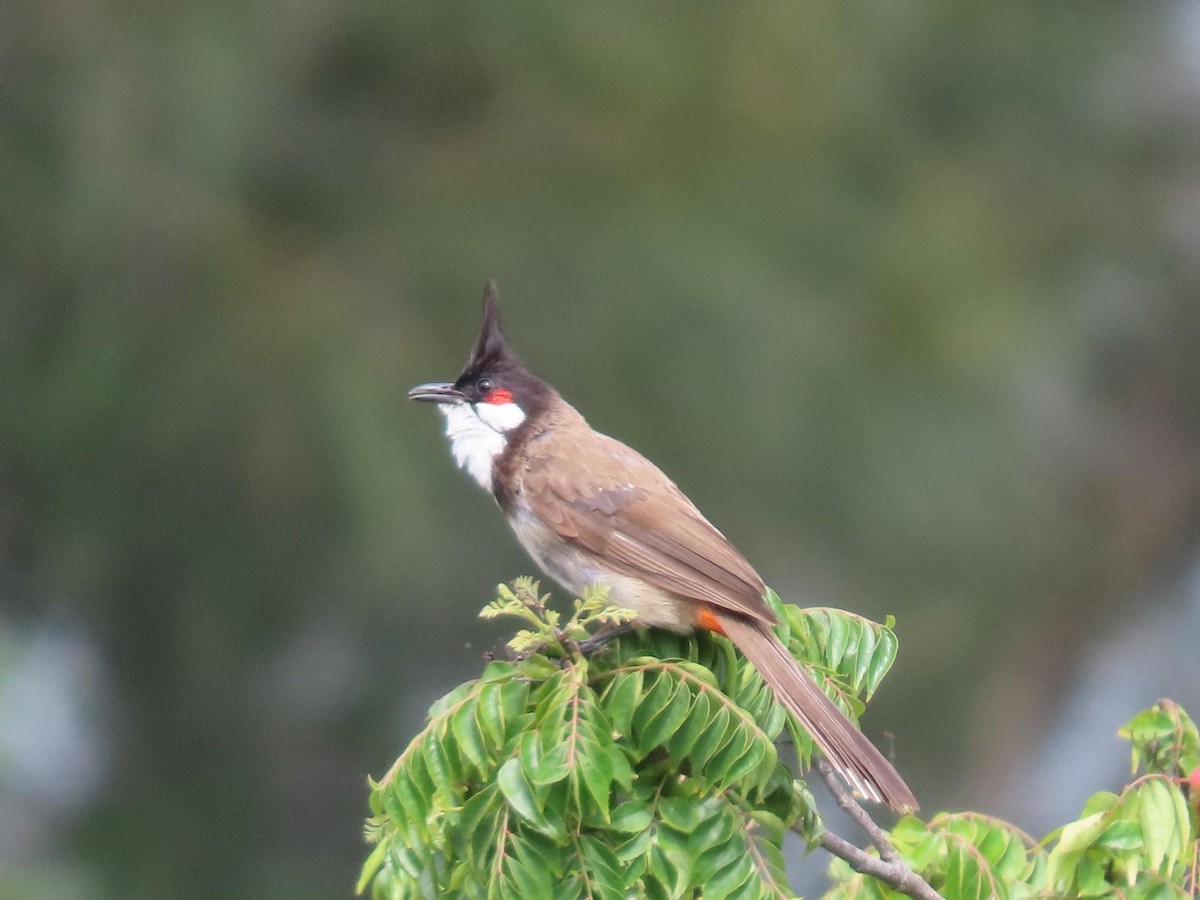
[575,622,639,656]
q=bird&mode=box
[408,281,918,812]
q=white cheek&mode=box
[438,404,510,492]
[474,401,526,433]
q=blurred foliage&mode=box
[2,1,1199,897]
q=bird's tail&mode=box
[716,611,918,813]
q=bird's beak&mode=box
[407,382,467,404]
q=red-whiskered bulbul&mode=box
[408,282,917,812]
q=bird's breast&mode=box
[506,503,597,596]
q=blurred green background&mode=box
[3,2,1200,897]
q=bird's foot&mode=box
[574,622,638,656]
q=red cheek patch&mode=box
[485,388,514,405]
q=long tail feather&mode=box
[717,611,918,813]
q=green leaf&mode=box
[672,659,720,688]
[695,801,739,852]
[474,682,506,754]
[638,676,693,749]
[451,701,489,774]
[1139,777,1178,871]
[657,795,703,833]
[752,810,786,848]
[762,588,788,632]
[689,705,732,772]
[1074,852,1108,897]
[647,841,684,898]
[528,740,571,786]
[497,757,555,836]
[500,680,532,730]
[615,825,653,864]
[514,654,559,683]
[478,659,519,683]
[725,736,771,790]
[944,842,993,900]
[600,669,642,736]
[694,835,743,886]
[655,818,697,889]
[631,671,676,743]
[1165,775,1193,862]
[1081,791,1119,817]
[731,664,773,725]
[707,724,753,784]
[567,835,626,900]
[609,800,654,833]
[1098,818,1143,851]
[496,837,554,899]
[667,688,711,759]
[824,611,850,673]
[421,737,456,797]
[704,854,755,899]
[1047,809,1107,889]
[579,734,617,820]
[459,784,503,870]
[356,839,389,895]
[849,619,877,694]
[864,626,899,700]
[608,742,634,791]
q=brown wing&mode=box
[522,428,775,625]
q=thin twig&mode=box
[813,829,943,900]
[806,758,942,899]
[814,758,902,863]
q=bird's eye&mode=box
[477,377,494,396]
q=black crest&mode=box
[454,282,552,408]
[464,280,513,373]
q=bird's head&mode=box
[408,282,552,490]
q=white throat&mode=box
[439,402,526,492]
